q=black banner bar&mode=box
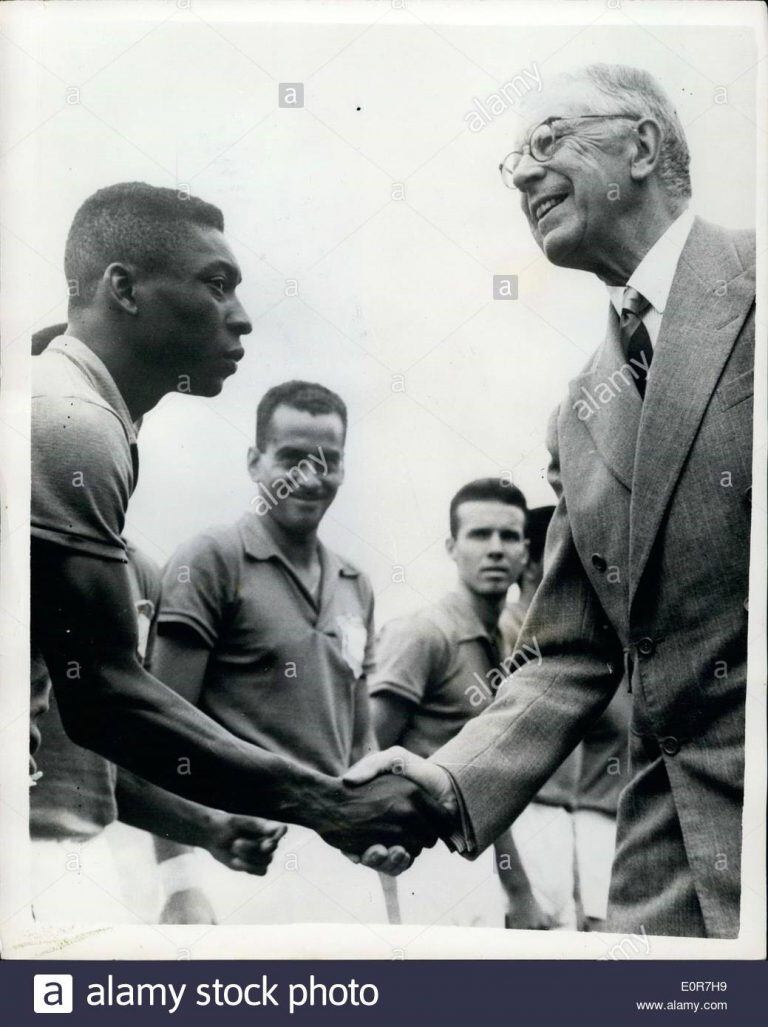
[4,959,765,1025]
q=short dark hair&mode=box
[255,380,348,450]
[449,478,527,538]
[31,323,68,355]
[525,505,555,564]
[64,182,224,309]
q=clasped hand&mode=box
[336,747,457,876]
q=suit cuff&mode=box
[441,768,477,857]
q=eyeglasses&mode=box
[499,114,638,189]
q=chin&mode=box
[276,512,320,535]
[541,234,577,268]
[539,221,585,270]
[190,377,225,398]
[475,581,510,598]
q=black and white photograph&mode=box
[0,0,765,969]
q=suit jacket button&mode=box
[591,553,607,573]
[637,636,655,656]
[661,736,680,756]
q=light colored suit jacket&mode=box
[433,217,755,938]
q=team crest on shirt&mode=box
[335,614,367,678]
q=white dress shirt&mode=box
[607,207,695,348]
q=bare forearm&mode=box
[116,769,219,850]
[55,659,343,826]
[371,692,413,749]
[32,542,345,830]
[350,683,378,765]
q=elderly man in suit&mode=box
[347,63,755,939]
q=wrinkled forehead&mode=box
[513,75,600,148]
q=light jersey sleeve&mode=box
[158,529,239,649]
[368,613,451,705]
[32,394,133,562]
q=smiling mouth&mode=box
[531,193,568,224]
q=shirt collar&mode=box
[441,591,498,644]
[45,335,138,445]
[607,208,695,317]
[239,511,359,578]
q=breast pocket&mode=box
[717,369,753,412]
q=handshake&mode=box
[201,749,459,886]
[317,747,460,875]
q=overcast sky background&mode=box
[4,1,757,626]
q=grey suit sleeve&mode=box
[430,405,624,853]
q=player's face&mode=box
[248,405,345,536]
[448,500,528,598]
[137,226,252,396]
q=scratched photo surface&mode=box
[0,0,764,960]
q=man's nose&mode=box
[227,297,252,336]
[486,534,504,555]
[512,152,546,194]
[302,467,325,491]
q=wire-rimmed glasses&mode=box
[499,114,638,189]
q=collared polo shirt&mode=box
[369,591,504,759]
[158,513,375,777]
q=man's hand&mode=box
[206,815,287,875]
[316,761,454,862]
[339,747,458,874]
[504,892,556,931]
[344,747,455,805]
[493,830,555,930]
[160,887,217,925]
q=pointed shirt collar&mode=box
[607,207,695,319]
[239,511,360,580]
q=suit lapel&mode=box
[569,306,642,491]
[628,218,755,606]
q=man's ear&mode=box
[103,262,139,315]
[247,445,262,482]
[629,117,663,184]
[445,535,456,560]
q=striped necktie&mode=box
[620,287,653,399]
